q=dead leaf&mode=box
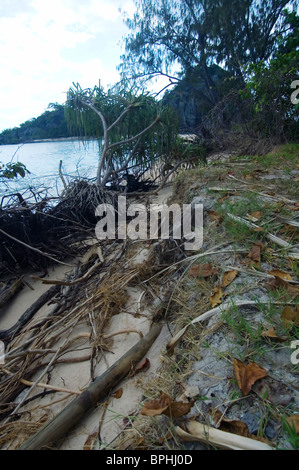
[210,286,224,307]
[247,241,263,264]
[213,410,272,445]
[83,432,98,450]
[233,358,267,396]
[250,211,262,219]
[207,210,223,225]
[189,263,218,278]
[213,410,251,437]
[112,388,123,399]
[286,414,299,435]
[268,269,293,281]
[281,224,298,236]
[140,392,193,419]
[261,326,286,343]
[129,358,150,377]
[265,276,299,299]
[221,270,238,288]
[281,305,299,326]
[218,195,230,203]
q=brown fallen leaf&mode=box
[207,210,223,225]
[212,410,272,445]
[286,414,299,435]
[265,276,299,299]
[112,388,123,399]
[281,305,299,326]
[221,270,238,288]
[210,286,224,307]
[213,410,251,437]
[218,195,230,203]
[249,211,262,220]
[247,241,263,265]
[261,326,287,343]
[281,224,298,236]
[189,263,218,278]
[268,269,293,281]
[140,391,194,419]
[129,358,151,377]
[233,358,267,396]
[83,431,98,450]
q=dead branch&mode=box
[0,276,24,309]
[0,285,60,342]
[19,322,162,450]
[176,421,272,450]
[0,228,73,267]
[30,259,102,286]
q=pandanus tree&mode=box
[65,83,177,187]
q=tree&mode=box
[65,83,177,187]
[242,10,299,141]
[120,0,297,104]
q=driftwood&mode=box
[19,322,162,450]
[0,228,73,268]
[0,285,60,342]
[0,276,24,309]
[30,259,102,286]
[176,421,273,450]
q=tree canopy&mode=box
[65,83,178,186]
[120,0,298,103]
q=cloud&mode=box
[0,0,135,132]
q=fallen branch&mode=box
[0,276,24,309]
[166,300,273,355]
[176,421,273,450]
[0,285,60,342]
[227,213,299,252]
[0,228,73,267]
[2,369,80,396]
[31,259,102,286]
[19,322,162,450]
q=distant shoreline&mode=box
[26,136,98,144]
[0,136,98,146]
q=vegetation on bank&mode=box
[0,103,75,145]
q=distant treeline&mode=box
[0,103,77,145]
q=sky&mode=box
[0,0,139,133]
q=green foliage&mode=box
[65,82,178,185]
[242,10,299,141]
[0,103,74,145]
[0,161,29,179]
[120,0,296,94]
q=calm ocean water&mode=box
[0,139,100,200]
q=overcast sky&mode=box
[0,0,138,133]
